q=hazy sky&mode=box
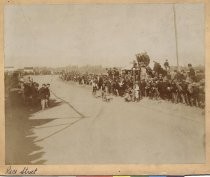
[4,3,204,68]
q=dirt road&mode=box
[6,75,205,164]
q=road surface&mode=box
[6,75,205,164]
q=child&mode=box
[134,82,140,102]
[124,87,132,102]
[39,84,47,110]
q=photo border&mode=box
[0,0,210,175]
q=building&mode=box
[23,67,34,74]
[4,66,16,72]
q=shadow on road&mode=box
[5,92,62,165]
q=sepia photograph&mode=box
[3,2,207,167]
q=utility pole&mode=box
[173,4,180,71]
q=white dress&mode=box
[134,85,139,98]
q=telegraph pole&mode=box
[173,4,180,71]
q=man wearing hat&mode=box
[164,59,170,71]
[188,63,196,82]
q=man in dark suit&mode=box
[188,63,196,82]
[45,84,51,108]
[164,59,170,71]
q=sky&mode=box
[4,3,204,68]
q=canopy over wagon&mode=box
[136,52,150,67]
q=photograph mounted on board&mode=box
[3,2,206,166]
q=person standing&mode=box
[101,82,107,101]
[98,74,103,89]
[188,63,196,82]
[45,83,51,108]
[31,82,39,106]
[92,80,97,97]
[164,59,170,71]
[39,84,47,110]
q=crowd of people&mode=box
[60,61,205,108]
[5,73,51,110]
[5,55,205,109]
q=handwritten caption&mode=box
[6,166,38,175]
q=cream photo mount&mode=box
[0,0,210,175]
